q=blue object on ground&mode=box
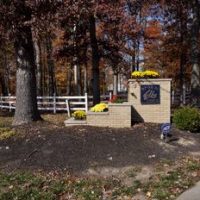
[161,123,171,136]
[160,123,171,141]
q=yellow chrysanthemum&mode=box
[72,110,86,120]
[131,71,144,78]
[131,70,159,78]
[144,70,159,77]
[90,103,108,112]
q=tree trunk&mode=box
[131,51,136,72]
[33,35,43,96]
[4,52,10,95]
[73,63,81,95]
[83,63,88,94]
[179,9,187,105]
[179,51,187,105]
[136,38,140,71]
[82,48,88,94]
[46,35,57,96]
[13,26,41,125]
[190,0,200,104]
[66,65,72,95]
[0,75,8,96]
[89,15,100,105]
[41,40,47,95]
[113,72,118,97]
[0,51,9,96]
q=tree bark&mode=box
[4,52,10,95]
[83,63,88,94]
[136,38,140,71]
[33,35,43,96]
[190,0,200,103]
[66,65,72,95]
[46,35,57,96]
[13,26,41,125]
[89,15,100,105]
[0,75,8,96]
[179,8,187,105]
[131,52,136,72]
[113,72,118,97]
[0,51,9,96]
[41,40,47,95]
[73,63,81,95]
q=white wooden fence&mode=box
[2,90,192,114]
[0,92,128,116]
[0,93,89,117]
[171,88,191,106]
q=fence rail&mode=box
[1,90,195,115]
[171,89,191,106]
[0,93,128,115]
[0,94,89,117]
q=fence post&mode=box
[9,93,11,112]
[85,93,88,113]
[53,93,56,114]
[66,99,70,117]
[0,94,2,109]
[109,91,112,102]
[0,94,3,109]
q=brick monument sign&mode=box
[128,79,172,123]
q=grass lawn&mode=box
[0,110,200,199]
[0,158,199,199]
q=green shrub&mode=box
[173,107,200,132]
[111,98,124,103]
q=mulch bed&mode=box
[0,117,200,176]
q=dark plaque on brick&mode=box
[141,85,160,105]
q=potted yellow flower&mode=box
[132,70,159,79]
[90,103,108,112]
[72,110,86,120]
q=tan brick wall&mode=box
[87,112,110,127]
[128,79,171,123]
[87,103,132,128]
